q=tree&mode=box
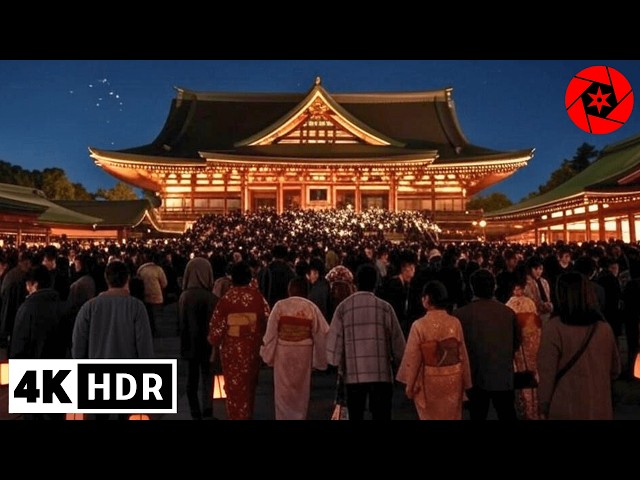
[95,182,139,201]
[40,168,76,200]
[522,143,599,201]
[570,143,599,171]
[466,192,513,212]
[0,160,36,187]
[72,182,94,200]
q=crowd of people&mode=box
[0,207,636,420]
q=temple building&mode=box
[486,132,640,243]
[0,183,164,244]
[90,78,534,233]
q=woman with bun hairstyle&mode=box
[396,280,471,420]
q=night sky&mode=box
[0,60,638,203]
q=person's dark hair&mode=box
[224,262,234,277]
[248,258,260,270]
[513,264,528,289]
[288,276,309,298]
[355,263,378,292]
[573,256,597,279]
[43,245,57,261]
[525,255,543,272]
[555,271,602,325]
[295,259,310,277]
[598,256,618,270]
[25,264,52,289]
[558,245,572,257]
[231,262,252,286]
[422,280,449,309]
[104,260,130,288]
[469,268,496,299]
[19,250,34,265]
[309,258,325,277]
[504,249,516,261]
[272,244,288,260]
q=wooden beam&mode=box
[598,208,606,241]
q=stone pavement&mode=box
[2,301,640,421]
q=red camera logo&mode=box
[565,66,633,134]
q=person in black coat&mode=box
[179,256,217,420]
[10,264,67,420]
[0,250,35,353]
[453,269,520,421]
[262,245,295,309]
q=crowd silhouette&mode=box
[0,207,637,420]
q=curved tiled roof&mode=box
[94,82,529,165]
[0,183,102,225]
[487,132,640,219]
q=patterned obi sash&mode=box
[420,337,461,367]
[226,312,258,337]
[278,316,313,342]
[516,311,542,330]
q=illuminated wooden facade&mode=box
[0,184,165,244]
[486,133,640,243]
[90,78,533,233]
[0,184,100,244]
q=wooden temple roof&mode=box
[0,183,101,225]
[55,199,156,228]
[90,79,534,169]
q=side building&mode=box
[486,132,640,243]
[0,183,165,244]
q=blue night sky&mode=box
[0,60,638,203]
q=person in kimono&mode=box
[396,281,472,420]
[506,274,542,420]
[260,276,330,420]
[208,262,269,420]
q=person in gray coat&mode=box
[72,260,153,360]
[327,263,406,420]
[453,268,520,420]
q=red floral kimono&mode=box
[208,286,270,420]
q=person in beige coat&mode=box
[537,271,621,420]
[137,250,168,336]
[396,281,472,420]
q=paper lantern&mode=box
[65,413,85,420]
[212,374,226,399]
[128,414,151,420]
[0,360,8,386]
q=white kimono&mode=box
[260,296,330,420]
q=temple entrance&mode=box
[284,189,301,209]
[251,192,277,211]
[336,190,355,209]
[361,191,389,209]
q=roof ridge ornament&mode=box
[315,76,321,86]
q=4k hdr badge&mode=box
[565,66,633,134]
